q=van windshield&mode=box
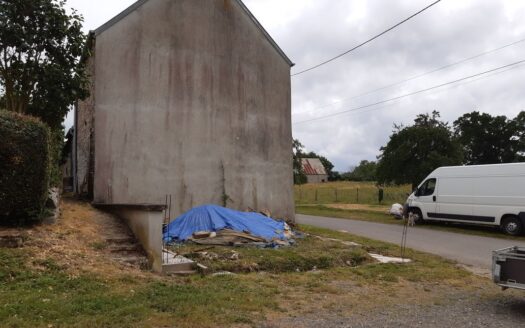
[418,178,436,196]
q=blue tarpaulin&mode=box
[163,204,286,242]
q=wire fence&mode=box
[294,185,411,205]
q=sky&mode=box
[64,0,525,172]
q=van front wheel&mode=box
[501,216,523,236]
[408,208,424,225]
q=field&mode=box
[295,181,411,205]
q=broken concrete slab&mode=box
[312,235,361,247]
[369,253,411,264]
[162,250,196,274]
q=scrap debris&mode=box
[163,204,296,248]
[389,203,404,219]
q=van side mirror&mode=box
[414,189,420,197]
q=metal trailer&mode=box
[493,246,525,290]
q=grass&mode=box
[296,205,525,241]
[171,235,371,274]
[298,225,472,284]
[0,223,483,327]
[295,181,411,205]
[0,248,278,327]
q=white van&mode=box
[406,163,525,235]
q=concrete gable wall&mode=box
[91,0,294,220]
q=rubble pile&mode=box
[163,204,296,248]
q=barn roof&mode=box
[301,158,327,176]
[93,0,294,67]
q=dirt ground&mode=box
[262,291,525,327]
[0,198,153,279]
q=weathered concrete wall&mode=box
[114,208,164,272]
[92,0,294,220]
[75,51,96,197]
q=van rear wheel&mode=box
[501,216,523,236]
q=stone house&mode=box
[74,0,294,271]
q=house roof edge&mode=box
[92,0,294,67]
[94,0,149,36]
[234,0,294,67]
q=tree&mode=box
[516,111,525,159]
[454,111,525,165]
[343,160,377,181]
[292,139,307,184]
[0,0,88,128]
[377,111,463,188]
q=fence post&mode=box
[315,189,318,202]
[356,188,359,203]
[335,188,338,202]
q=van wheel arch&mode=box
[500,215,523,236]
[408,207,424,224]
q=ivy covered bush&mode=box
[0,110,50,223]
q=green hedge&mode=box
[0,110,50,223]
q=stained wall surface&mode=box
[91,0,294,220]
[75,54,96,197]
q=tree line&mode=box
[295,110,525,186]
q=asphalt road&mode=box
[297,214,525,271]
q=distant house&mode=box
[301,158,328,183]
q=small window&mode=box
[418,178,436,196]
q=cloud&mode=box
[65,0,525,171]
[245,0,525,171]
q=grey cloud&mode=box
[66,0,525,171]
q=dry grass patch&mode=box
[0,199,498,327]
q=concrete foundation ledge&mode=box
[94,203,165,273]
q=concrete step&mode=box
[162,262,195,274]
[105,236,136,245]
[0,233,25,248]
[165,270,197,276]
[113,255,149,266]
[108,244,143,253]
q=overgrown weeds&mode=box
[173,235,371,273]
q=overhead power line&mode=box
[293,59,525,125]
[347,64,525,117]
[291,0,443,77]
[309,37,525,111]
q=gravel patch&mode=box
[261,291,525,328]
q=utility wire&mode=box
[293,59,525,125]
[309,37,525,111]
[291,0,443,77]
[350,63,525,117]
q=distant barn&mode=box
[301,158,328,183]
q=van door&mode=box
[414,178,437,219]
[434,176,474,223]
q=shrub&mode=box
[0,110,50,223]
